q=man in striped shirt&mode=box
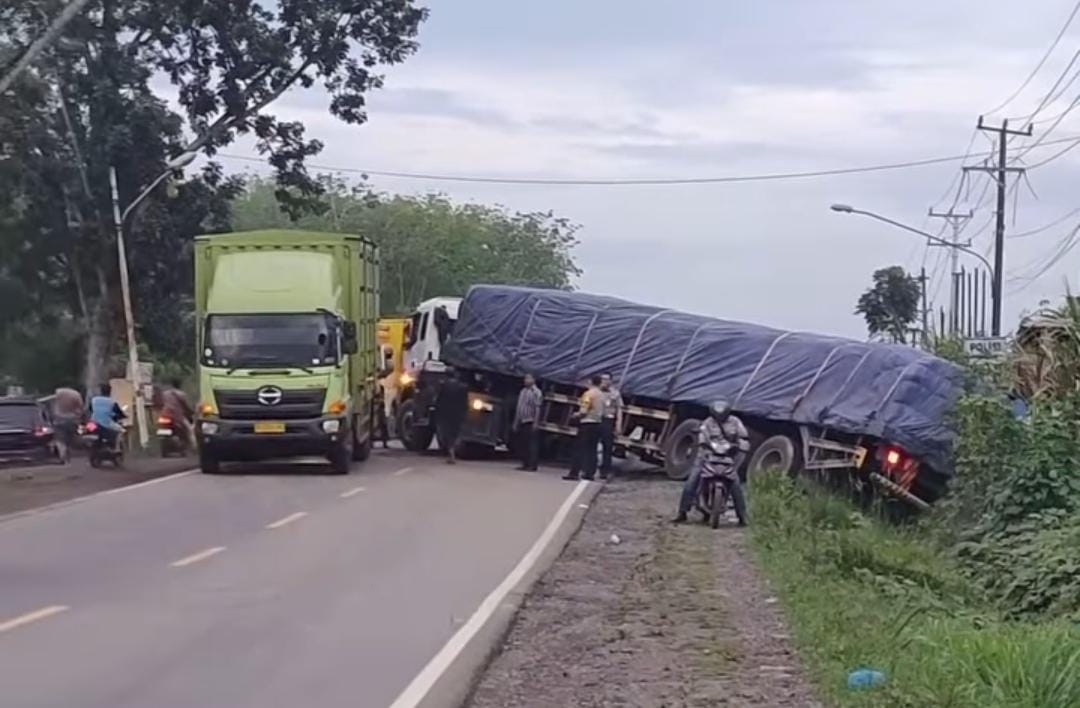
[513,374,544,471]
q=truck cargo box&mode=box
[442,285,962,475]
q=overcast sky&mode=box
[225,0,1080,339]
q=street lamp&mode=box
[108,151,198,448]
[830,203,999,335]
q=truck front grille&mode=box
[214,388,326,420]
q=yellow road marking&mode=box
[0,605,69,634]
[340,486,366,498]
[170,546,226,568]
[266,511,307,529]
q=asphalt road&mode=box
[0,449,580,708]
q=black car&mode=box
[0,397,58,464]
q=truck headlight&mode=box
[470,397,494,412]
[200,421,219,435]
[322,420,341,434]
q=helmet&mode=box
[708,400,732,422]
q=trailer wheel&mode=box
[397,399,434,452]
[747,434,798,478]
[663,418,701,481]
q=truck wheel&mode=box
[352,425,372,462]
[330,436,353,475]
[747,434,798,479]
[662,418,701,481]
[199,448,220,475]
[397,400,434,452]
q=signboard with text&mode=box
[964,337,1010,359]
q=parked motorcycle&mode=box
[81,421,126,468]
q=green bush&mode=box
[749,472,1080,708]
[935,393,1080,619]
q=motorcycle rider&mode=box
[88,383,127,451]
[161,378,196,450]
[673,399,751,526]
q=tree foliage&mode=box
[231,176,582,314]
[855,265,921,344]
[0,0,426,392]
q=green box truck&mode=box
[193,230,382,474]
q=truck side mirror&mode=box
[342,321,358,355]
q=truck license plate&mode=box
[254,421,286,434]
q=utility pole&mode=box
[963,117,1032,336]
[918,267,930,348]
[927,207,973,335]
[109,168,151,450]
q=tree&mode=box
[855,266,921,344]
[230,176,582,313]
[0,0,426,391]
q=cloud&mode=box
[371,87,520,129]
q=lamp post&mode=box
[108,152,197,448]
[830,204,999,336]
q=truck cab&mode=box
[194,231,380,474]
[403,297,461,378]
[392,297,461,451]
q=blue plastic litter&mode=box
[847,668,887,690]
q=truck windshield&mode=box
[203,313,337,369]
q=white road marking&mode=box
[0,605,70,634]
[388,479,591,708]
[392,466,413,477]
[265,511,307,529]
[101,470,195,495]
[339,486,366,498]
[170,546,226,568]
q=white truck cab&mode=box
[404,297,462,377]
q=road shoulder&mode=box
[0,456,195,520]
[464,477,821,707]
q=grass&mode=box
[747,472,1080,708]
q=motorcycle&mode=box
[81,421,126,468]
[695,437,748,528]
[156,414,191,457]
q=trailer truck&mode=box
[394,286,962,508]
[193,230,384,474]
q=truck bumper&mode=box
[196,416,347,460]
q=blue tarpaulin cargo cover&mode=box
[442,285,963,475]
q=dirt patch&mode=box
[465,477,820,708]
[0,455,194,517]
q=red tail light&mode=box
[85,421,99,433]
[34,426,52,437]
[885,448,902,467]
[157,416,173,426]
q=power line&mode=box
[1010,205,1080,237]
[985,0,1080,115]
[216,136,1080,187]
[219,151,977,185]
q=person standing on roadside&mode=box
[435,368,470,464]
[563,374,604,481]
[599,373,623,479]
[513,374,544,471]
[51,387,84,464]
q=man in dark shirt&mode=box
[513,374,543,471]
[435,368,470,464]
